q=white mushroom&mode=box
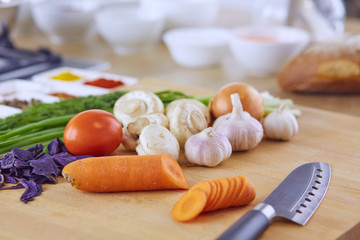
[113,91,164,126]
[122,113,169,151]
[121,126,139,151]
[136,124,180,161]
[167,102,208,148]
[166,99,210,125]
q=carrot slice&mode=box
[62,154,188,192]
[224,177,236,209]
[228,176,243,207]
[234,176,256,206]
[209,178,229,211]
[204,180,221,212]
[192,180,212,197]
[172,189,207,222]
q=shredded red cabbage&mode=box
[0,138,91,203]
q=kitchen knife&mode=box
[217,162,331,240]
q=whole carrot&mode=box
[62,154,189,192]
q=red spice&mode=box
[49,92,76,99]
[84,78,124,89]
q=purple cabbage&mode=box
[0,138,90,203]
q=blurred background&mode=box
[1,0,357,38]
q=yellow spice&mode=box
[52,72,81,81]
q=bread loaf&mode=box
[278,36,360,93]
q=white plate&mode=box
[0,105,22,119]
[3,92,60,103]
[0,79,49,96]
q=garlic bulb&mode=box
[263,104,299,141]
[136,124,180,161]
[185,127,232,167]
[213,93,263,151]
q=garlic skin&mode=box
[136,124,180,161]
[213,93,263,151]
[185,127,232,167]
[263,104,299,141]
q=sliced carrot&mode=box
[224,177,236,209]
[172,189,207,222]
[191,180,212,197]
[208,178,228,212]
[62,154,188,192]
[172,175,256,222]
[234,176,256,206]
[227,176,243,207]
[204,180,221,212]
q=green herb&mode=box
[0,127,65,154]
[261,91,301,117]
[0,115,74,142]
[0,91,127,131]
[155,90,212,107]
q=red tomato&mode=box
[63,109,123,156]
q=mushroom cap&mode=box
[136,124,180,161]
[113,91,164,126]
[168,102,208,148]
[166,99,210,125]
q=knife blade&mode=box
[217,162,331,240]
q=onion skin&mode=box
[211,83,264,121]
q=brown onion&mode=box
[211,82,264,121]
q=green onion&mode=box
[0,127,65,155]
[0,115,73,142]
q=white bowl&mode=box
[0,0,25,31]
[140,0,218,30]
[95,4,165,55]
[163,27,230,68]
[229,26,310,76]
[31,0,99,44]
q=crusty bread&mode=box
[278,36,360,93]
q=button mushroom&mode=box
[113,91,164,126]
[167,101,208,148]
[122,113,169,151]
[136,124,180,161]
[166,99,210,125]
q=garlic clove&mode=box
[185,127,232,167]
[263,104,299,141]
[213,93,263,151]
[136,124,180,161]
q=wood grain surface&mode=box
[0,79,359,240]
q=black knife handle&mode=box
[217,210,270,240]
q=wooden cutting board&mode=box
[1,79,359,240]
